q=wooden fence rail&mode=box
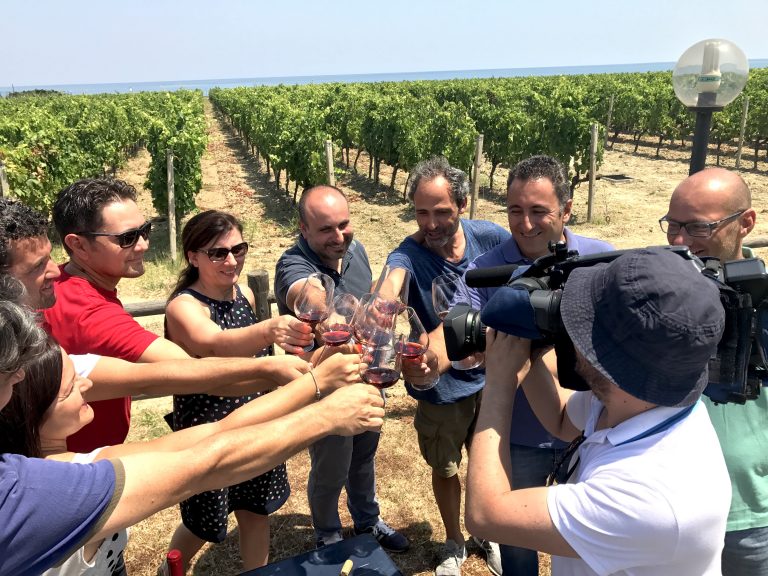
[125,269,276,319]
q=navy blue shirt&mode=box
[386,219,510,404]
[274,235,373,315]
[0,454,120,576]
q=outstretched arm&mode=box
[91,380,384,542]
[85,354,310,401]
[87,352,362,461]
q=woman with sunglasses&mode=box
[0,335,366,576]
[164,210,313,572]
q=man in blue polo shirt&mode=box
[464,155,613,576]
[385,157,510,576]
[274,184,408,553]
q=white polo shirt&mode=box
[547,392,731,576]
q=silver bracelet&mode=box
[308,369,321,401]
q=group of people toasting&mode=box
[0,152,764,576]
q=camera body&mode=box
[443,243,768,404]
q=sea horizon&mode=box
[3,60,768,97]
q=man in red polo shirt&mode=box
[44,178,190,451]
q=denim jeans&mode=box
[500,443,563,576]
[307,431,381,539]
[722,526,768,576]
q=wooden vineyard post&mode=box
[469,134,484,220]
[736,96,749,169]
[248,269,274,356]
[325,140,335,187]
[167,149,177,263]
[0,160,10,198]
[587,123,598,223]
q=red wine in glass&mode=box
[396,341,427,359]
[323,323,353,346]
[375,299,403,315]
[297,310,327,329]
[362,367,400,389]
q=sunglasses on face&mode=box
[198,241,249,263]
[79,221,152,249]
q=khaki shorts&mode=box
[414,392,481,478]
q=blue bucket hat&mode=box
[560,247,725,407]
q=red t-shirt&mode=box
[43,265,158,452]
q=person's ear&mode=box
[64,233,91,261]
[739,208,757,238]
[562,199,573,224]
[457,198,467,215]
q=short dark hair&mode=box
[0,334,62,458]
[506,155,571,209]
[0,198,49,269]
[408,156,469,206]
[52,178,137,254]
[297,185,348,225]
[169,210,244,301]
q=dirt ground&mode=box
[120,101,768,576]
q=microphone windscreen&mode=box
[481,286,543,339]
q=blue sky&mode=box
[4,0,767,87]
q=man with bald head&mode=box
[274,185,409,553]
[662,167,766,575]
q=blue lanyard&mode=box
[614,403,695,447]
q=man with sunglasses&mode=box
[466,247,731,575]
[664,167,767,575]
[42,178,192,452]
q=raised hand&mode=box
[262,354,312,385]
[269,315,314,354]
[313,351,364,394]
[321,384,386,436]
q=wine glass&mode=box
[394,306,429,360]
[431,272,482,370]
[431,272,463,321]
[360,334,403,390]
[372,265,411,313]
[318,293,358,347]
[351,293,397,348]
[293,272,334,352]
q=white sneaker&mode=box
[435,539,467,576]
[472,536,502,576]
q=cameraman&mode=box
[464,155,612,575]
[663,167,766,575]
[466,247,731,575]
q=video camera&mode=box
[443,242,768,404]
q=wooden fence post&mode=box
[736,95,749,169]
[0,160,10,198]
[587,123,598,223]
[469,134,484,220]
[248,269,275,355]
[167,149,177,263]
[325,140,335,187]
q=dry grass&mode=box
[115,101,768,575]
